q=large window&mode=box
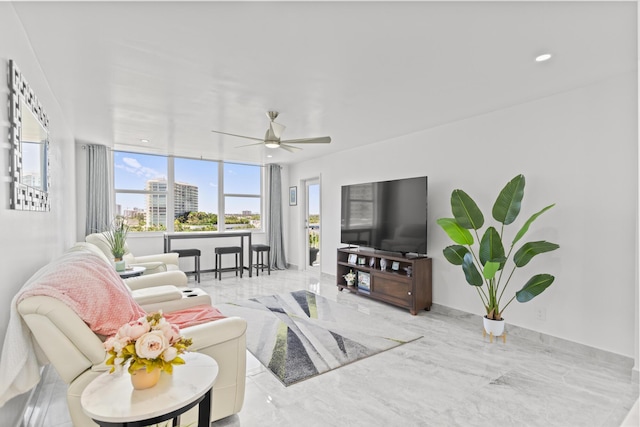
[114,151,262,233]
[223,163,261,231]
[114,152,168,231]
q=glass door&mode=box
[306,179,320,270]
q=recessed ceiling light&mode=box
[140,139,149,143]
[535,53,552,62]
[267,155,273,158]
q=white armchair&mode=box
[85,232,179,275]
[14,244,246,427]
[19,296,247,426]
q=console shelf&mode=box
[336,248,432,315]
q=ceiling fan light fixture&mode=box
[265,141,280,149]
[535,53,552,62]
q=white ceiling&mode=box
[11,1,637,165]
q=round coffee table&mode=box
[117,266,146,278]
[81,352,218,427]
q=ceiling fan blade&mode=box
[279,144,302,153]
[281,136,331,144]
[270,122,286,139]
[211,130,263,142]
[236,142,265,148]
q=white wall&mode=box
[0,3,77,423]
[288,72,638,360]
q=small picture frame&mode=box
[348,254,358,264]
[289,186,297,206]
[358,257,366,265]
[391,261,400,271]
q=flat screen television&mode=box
[340,176,428,256]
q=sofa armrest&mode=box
[126,261,167,275]
[125,270,188,290]
[131,285,183,305]
[181,316,247,351]
[133,253,179,266]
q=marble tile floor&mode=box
[23,267,639,427]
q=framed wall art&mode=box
[289,186,297,206]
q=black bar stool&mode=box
[251,244,271,276]
[214,246,243,280]
[170,249,201,283]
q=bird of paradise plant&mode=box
[436,174,559,321]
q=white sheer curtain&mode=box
[267,164,287,269]
[85,144,112,236]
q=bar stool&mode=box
[170,248,201,283]
[251,244,271,276]
[214,246,243,280]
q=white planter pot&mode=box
[483,316,505,337]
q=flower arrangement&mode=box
[104,311,193,375]
[343,270,356,284]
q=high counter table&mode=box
[164,231,253,277]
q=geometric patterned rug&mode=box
[217,290,422,386]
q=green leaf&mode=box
[512,204,555,246]
[492,174,525,225]
[483,261,500,280]
[437,218,474,245]
[479,227,506,267]
[462,252,483,286]
[516,274,555,302]
[451,190,484,230]
[514,241,560,267]
[443,245,469,265]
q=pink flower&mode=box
[135,331,168,360]
[118,319,150,341]
[162,346,178,362]
[104,336,116,351]
[158,322,181,344]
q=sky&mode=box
[308,183,319,215]
[114,151,261,215]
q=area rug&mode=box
[217,290,422,386]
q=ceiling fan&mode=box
[211,111,331,153]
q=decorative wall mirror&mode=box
[8,60,50,211]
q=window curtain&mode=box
[85,144,111,236]
[267,164,287,269]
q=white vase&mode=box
[483,316,505,337]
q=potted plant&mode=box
[343,270,356,287]
[104,215,129,271]
[436,174,559,337]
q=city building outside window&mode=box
[113,151,262,233]
[114,152,168,231]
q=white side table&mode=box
[81,352,218,427]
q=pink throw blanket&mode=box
[165,304,227,328]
